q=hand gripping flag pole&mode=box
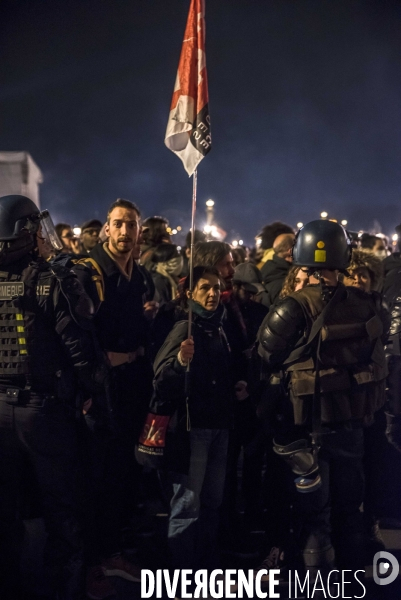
[165,0,211,429]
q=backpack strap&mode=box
[76,257,105,303]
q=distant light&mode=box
[206,199,215,207]
[320,212,328,219]
[392,234,399,241]
[297,222,303,229]
[166,227,172,233]
[341,220,348,226]
[239,240,244,246]
[255,237,262,247]
[172,229,177,235]
[232,240,238,247]
[73,227,81,236]
[204,225,212,234]
[177,246,182,252]
[358,231,363,238]
[177,226,182,231]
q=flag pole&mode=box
[184,168,197,430]
[187,167,197,340]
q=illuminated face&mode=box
[344,267,372,293]
[190,274,221,311]
[60,227,74,251]
[105,207,140,255]
[215,253,235,287]
[294,268,309,292]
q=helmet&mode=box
[292,220,351,270]
[0,195,62,264]
[0,195,41,240]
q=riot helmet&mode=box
[0,195,62,264]
[292,220,351,270]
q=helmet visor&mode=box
[40,210,63,251]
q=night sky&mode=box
[2,0,401,245]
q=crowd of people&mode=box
[1,195,401,600]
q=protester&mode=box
[256,221,294,270]
[140,215,171,270]
[55,222,75,254]
[76,199,155,599]
[261,232,295,305]
[80,218,102,254]
[279,265,309,298]
[150,243,183,305]
[153,266,234,573]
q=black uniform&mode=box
[258,283,388,577]
[0,254,100,599]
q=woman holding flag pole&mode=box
[159,0,234,580]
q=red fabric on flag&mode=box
[165,0,211,176]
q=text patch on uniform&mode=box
[0,282,24,300]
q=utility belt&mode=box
[0,386,56,406]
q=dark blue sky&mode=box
[2,0,401,245]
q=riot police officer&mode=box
[0,195,104,599]
[258,220,388,586]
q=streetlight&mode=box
[341,220,348,226]
[320,211,328,219]
[392,234,398,242]
[297,222,303,229]
[205,199,215,232]
[239,240,244,246]
[73,227,81,236]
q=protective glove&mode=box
[385,413,401,453]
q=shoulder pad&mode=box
[54,267,94,328]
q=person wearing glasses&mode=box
[80,219,102,254]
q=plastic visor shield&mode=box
[40,210,63,251]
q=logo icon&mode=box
[373,551,399,586]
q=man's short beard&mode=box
[110,237,132,254]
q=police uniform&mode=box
[0,196,102,600]
[258,220,388,579]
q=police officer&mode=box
[258,220,388,584]
[0,195,104,599]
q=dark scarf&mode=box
[188,299,225,328]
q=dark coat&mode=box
[153,313,234,429]
[260,254,291,306]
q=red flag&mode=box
[165,0,211,176]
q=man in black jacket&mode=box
[261,232,295,306]
[76,198,156,598]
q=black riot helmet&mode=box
[292,220,351,270]
[0,195,62,264]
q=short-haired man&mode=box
[77,199,155,598]
[80,218,102,254]
[261,232,295,306]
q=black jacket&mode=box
[78,243,149,353]
[153,311,234,429]
[260,255,291,306]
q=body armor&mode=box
[285,285,387,425]
[0,260,94,396]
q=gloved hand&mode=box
[385,413,401,453]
